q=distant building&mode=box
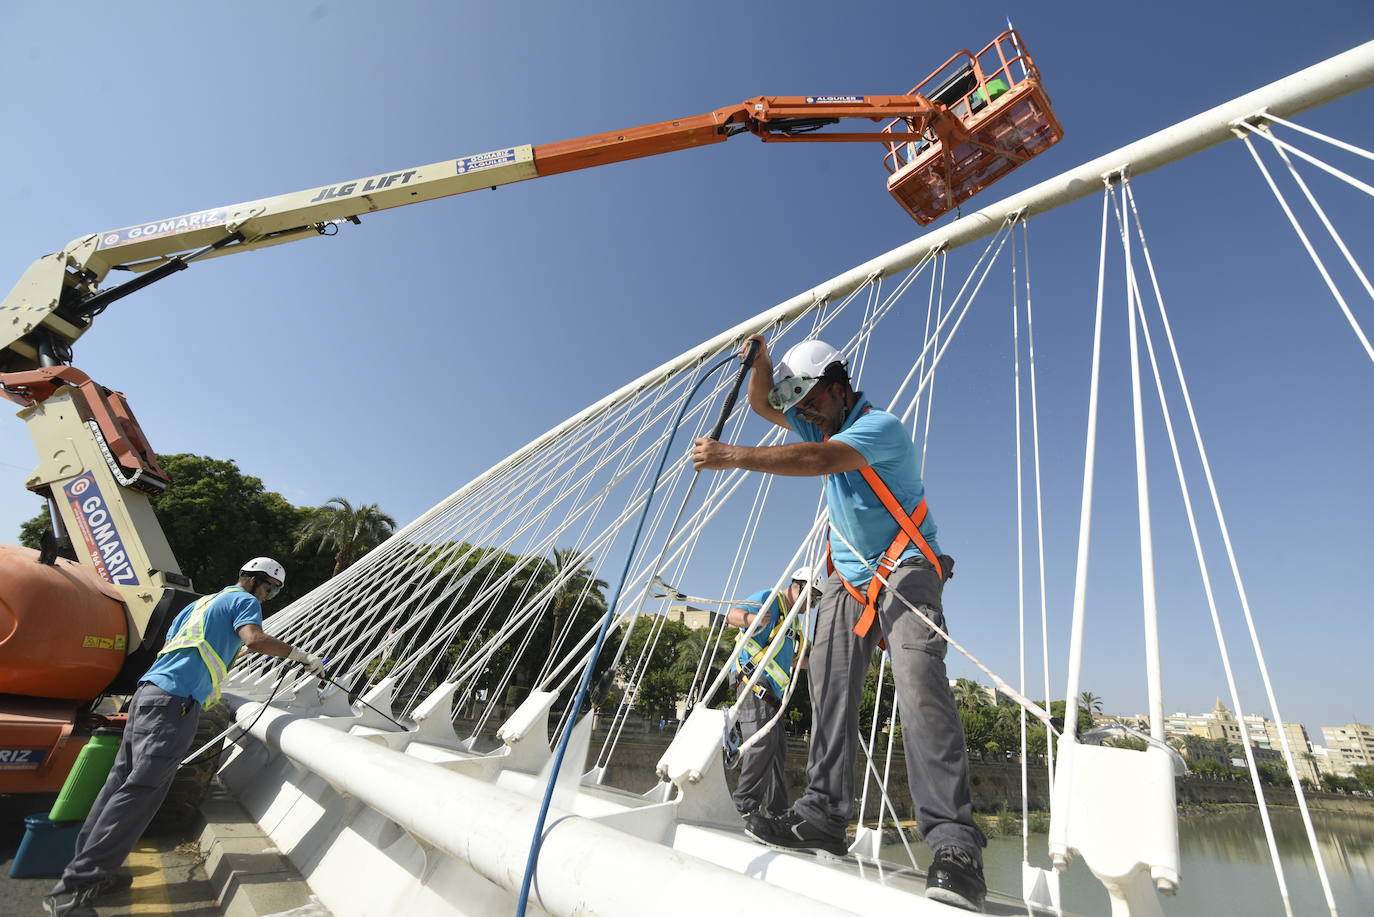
[1163,699,1245,745]
[1321,723,1374,778]
[667,603,715,631]
[1162,700,1317,781]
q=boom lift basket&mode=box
[882,30,1064,224]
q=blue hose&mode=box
[514,348,749,915]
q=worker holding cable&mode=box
[45,558,324,917]
[722,568,820,818]
[692,336,986,913]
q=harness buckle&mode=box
[877,553,901,573]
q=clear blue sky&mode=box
[2,2,1371,742]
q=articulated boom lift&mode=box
[0,30,1060,795]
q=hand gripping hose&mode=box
[515,340,759,916]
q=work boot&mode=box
[925,845,987,912]
[743,809,848,857]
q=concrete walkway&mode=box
[1,784,324,917]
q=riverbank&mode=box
[462,719,1374,819]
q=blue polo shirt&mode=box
[787,393,942,587]
[142,586,263,704]
[729,589,798,700]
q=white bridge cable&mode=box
[1259,111,1374,162]
[919,250,949,475]
[417,354,746,728]
[1060,186,1112,747]
[1120,178,1340,915]
[1243,120,1374,198]
[1236,124,1374,364]
[316,375,709,714]
[500,382,691,702]
[1118,177,1168,744]
[1022,216,1056,795]
[1108,186,1295,916]
[896,223,1017,427]
[856,652,889,832]
[1249,119,1374,341]
[236,405,637,693]
[1010,215,1032,864]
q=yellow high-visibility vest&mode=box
[155,586,244,706]
[738,594,796,699]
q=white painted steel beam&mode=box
[228,698,859,917]
[392,38,1374,541]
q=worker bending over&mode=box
[45,558,324,917]
[692,337,986,912]
[723,568,817,818]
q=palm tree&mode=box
[953,678,989,711]
[1077,691,1104,716]
[669,626,733,707]
[295,497,397,576]
[544,547,608,641]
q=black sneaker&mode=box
[744,809,848,857]
[41,888,97,917]
[926,845,987,912]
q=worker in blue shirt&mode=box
[724,569,819,817]
[693,336,986,912]
[46,558,323,917]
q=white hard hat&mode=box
[241,557,286,584]
[769,340,845,411]
[791,566,826,591]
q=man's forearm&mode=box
[727,442,850,476]
[246,633,296,659]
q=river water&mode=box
[884,808,1373,915]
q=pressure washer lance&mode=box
[179,660,408,768]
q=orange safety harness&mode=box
[825,406,943,640]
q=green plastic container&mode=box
[48,727,122,822]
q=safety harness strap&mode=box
[823,406,942,640]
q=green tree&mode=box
[1256,762,1292,787]
[669,625,733,708]
[960,706,996,759]
[1078,691,1104,716]
[538,548,608,655]
[953,678,989,711]
[634,669,683,722]
[18,508,51,551]
[1178,733,1212,761]
[1353,764,1374,792]
[618,617,694,718]
[1320,773,1362,794]
[294,496,397,576]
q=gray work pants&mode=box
[732,688,788,816]
[53,683,201,894]
[792,558,985,859]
